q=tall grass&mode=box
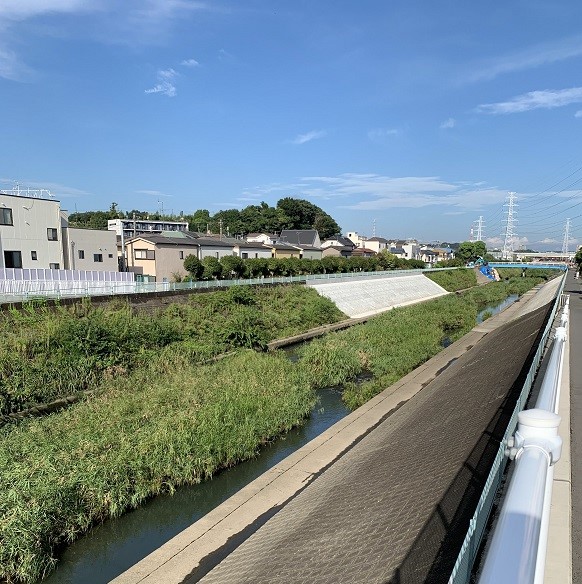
[0,350,314,583]
[0,285,345,415]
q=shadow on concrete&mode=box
[387,303,552,584]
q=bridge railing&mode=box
[448,274,568,584]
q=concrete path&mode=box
[113,280,561,584]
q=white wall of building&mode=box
[62,227,118,272]
[0,193,63,269]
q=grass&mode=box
[424,268,477,291]
[296,277,546,409]
[0,285,345,416]
[0,350,314,583]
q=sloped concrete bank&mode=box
[113,279,562,584]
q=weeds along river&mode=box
[41,387,349,584]
[39,293,521,584]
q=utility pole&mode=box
[372,219,376,238]
[562,218,571,256]
[502,192,518,260]
[219,219,223,239]
[475,216,484,241]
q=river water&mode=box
[41,388,349,584]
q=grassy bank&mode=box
[424,268,477,291]
[0,350,314,583]
[0,285,344,416]
[297,277,546,409]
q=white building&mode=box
[0,191,64,269]
[62,226,118,272]
[108,218,189,239]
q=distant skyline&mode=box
[2,1,582,251]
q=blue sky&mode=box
[2,1,582,249]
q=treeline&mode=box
[68,197,342,239]
[180,251,427,281]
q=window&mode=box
[4,250,22,268]
[47,228,58,241]
[78,250,85,259]
[241,252,248,259]
[49,263,60,270]
[0,208,13,225]
[215,252,219,259]
[94,254,103,262]
[135,249,155,260]
[31,251,38,260]
[179,251,184,259]
[108,253,113,258]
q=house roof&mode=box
[128,234,234,248]
[368,237,390,243]
[352,247,376,255]
[279,229,319,246]
[324,236,355,248]
[271,242,302,251]
[390,247,406,254]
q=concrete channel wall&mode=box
[306,273,448,318]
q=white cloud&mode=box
[368,128,399,141]
[466,36,582,83]
[0,178,89,198]
[292,130,327,145]
[575,110,582,118]
[477,87,582,114]
[0,0,92,21]
[135,190,172,197]
[440,118,456,129]
[243,173,508,212]
[145,68,178,96]
[181,58,199,67]
[539,238,558,244]
[0,47,34,81]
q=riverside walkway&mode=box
[114,277,565,584]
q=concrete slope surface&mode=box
[197,303,553,584]
[307,274,448,318]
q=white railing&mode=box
[478,296,569,584]
[0,267,455,303]
[448,275,568,583]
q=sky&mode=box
[2,1,582,250]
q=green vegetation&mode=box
[0,286,345,416]
[424,268,477,291]
[496,267,561,281]
[296,276,547,409]
[180,251,427,282]
[0,351,314,583]
[0,269,553,583]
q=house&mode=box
[246,233,280,245]
[234,241,272,260]
[322,245,353,258]
[419,247,438,265]
[270,242,303,259]
[366,237,390,254]
[124,233,238,281]
[389,246,407,259]
[346,231,368,248]
[321,236,356,250]
[388,239,421,260]
[297,246,323,260]
[351,247,376,258]
[279,229,322,248]
[62,226,118,272]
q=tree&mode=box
[202,256,223,280]
[183,255,203,279]
[456,241,486,263]
[276,197,341,238]
[575,247,582,268]
[220,255,246,278]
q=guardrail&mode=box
[478,295,569,584]
[448,274,568,583]
[0,267,456,303]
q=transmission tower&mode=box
[502,192,518,260]
[471,216,484,242]
[562,218,571,255]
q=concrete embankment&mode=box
[306,273,448,318]
[113,279,561,584]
